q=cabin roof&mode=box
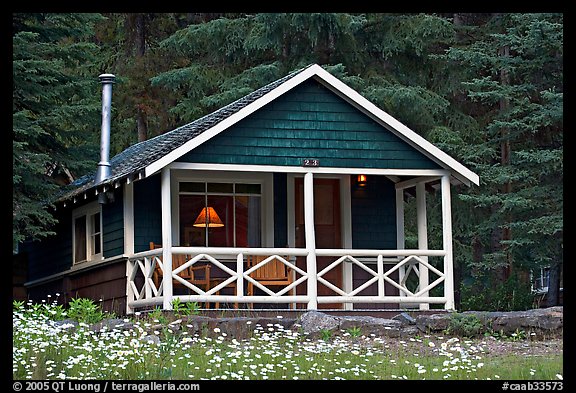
[56,64,478,204]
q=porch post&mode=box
[124,182,135,314]
[441,174,455,310]
[395,188,406,300]
[416,182,429,310]
[161,167,173,310]
[304,172,318,309]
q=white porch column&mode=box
[416,182,429,310]
[161,168,174,310]
[441,174,455,310]
[304,172,318,309]
[124,182,135,314]
[395,188,406,299]
[341,175,353,311]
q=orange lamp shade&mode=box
[193,207,224,227]
[357,174,367,186]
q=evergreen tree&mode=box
[442,13,563,309]
[13,13,103,249]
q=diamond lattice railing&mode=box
[383,255,445,297]
[243,255,308,296]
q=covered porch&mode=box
[125,164,456,313]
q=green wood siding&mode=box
[273,173,288,247]
[24,208,73,281]
[103,188,124,258]
[177,80,440,169]
[351,175,399,308]
[351,175,396,249]
[133,174,162,253]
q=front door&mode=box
[295,178,342,309]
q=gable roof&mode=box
[56,64,478,204]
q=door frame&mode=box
[286,173,353,309]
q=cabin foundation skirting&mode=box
[26,259,127,315]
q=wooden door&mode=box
[295,178,342,309]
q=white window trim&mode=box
[72,201,103,264]
[171,170,274,248]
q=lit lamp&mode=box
[193,207,224,227]
[357,174,367,187]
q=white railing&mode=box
[126,247,451,311]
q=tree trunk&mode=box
[134,13,146,57]
[137,108,148,142]
[132,13,148,142]
[546,259,562,307]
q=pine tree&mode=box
[13,13,103,249]
[442,13,563,309]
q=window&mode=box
[179,182,262,247]
[73,202,103,264]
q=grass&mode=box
[13,301,563,381]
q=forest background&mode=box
[12,13,563,311]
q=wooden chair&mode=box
[149,242,211,308]
[246,255,294,309]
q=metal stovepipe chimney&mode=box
[95,73,115,184]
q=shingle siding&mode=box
[24,208,73,281]
[133,174,162,253]
[351,175,397,250]
[103,188,124,258]
[178,80,440,169]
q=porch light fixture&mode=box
[193,207,224,227]
[357,174,367,187]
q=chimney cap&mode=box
[99,73,116,84]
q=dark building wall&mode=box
[24,207,73,282]
[351,175,397,250]
[133,174,162,253]
[27,259,127,315]
[350,175,400,308]
[103,187,124,257]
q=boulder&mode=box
[415,313,452,333]
[392,312,416,325]
[299,311,340,335]
[465,306,563,335]
[141,335,160,345]
[339,315,403,338]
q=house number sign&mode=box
[302,159,320,167]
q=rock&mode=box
[299,311,340,335]
[466,307,563,335]
[399,325,420,337]
[180,315,214,335]
[90,318,134,333]
[53,319,79,330]
[141,335,160,345]
[393,312,416,325]
[339,315,403,338]
[415,313,452,333]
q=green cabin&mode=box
[22,64,479,315]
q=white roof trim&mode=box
[145,64,479,186]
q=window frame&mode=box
[72,201,103,264]
[172,170,273,248]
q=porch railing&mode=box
[126,247,451,312]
